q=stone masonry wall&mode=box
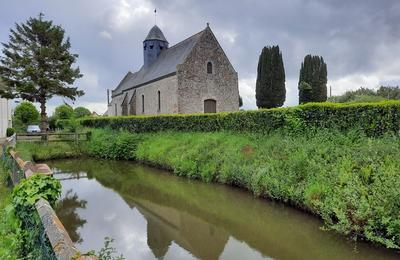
[134,75,178,115]
[109,75,178,116]
[177,27,239,114]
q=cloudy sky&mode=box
[1,0,400,113]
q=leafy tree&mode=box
[0,13,84,132]
[13,101,40,131]
[239,96,243,108]
[377,86,400,100]
[298,55,327,104]
[74,106,91,118]
[256,45,286,108]
[54,104,73,119]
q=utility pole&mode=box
[107,89,110,106]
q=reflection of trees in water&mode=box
[57,189,87,244]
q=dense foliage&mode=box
[13,101,40,132]
[0,164,21,259]
[54,104,74,120]
[12,174,61,258]
[6,128,15,137]
[79,101,400,137]
[13,101,40,125]
[74,106,91,118]
[298,55,327,104]
[330,86,400,103]
[256,45,286,108]
[0,13,83,131]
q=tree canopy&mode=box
[0,13,84,131]
[255,45,286,109]
[298,55,327,104]
[14,101,40,125]
[73,106,91,118]
[329,86,400,103]
[54,104,74,120]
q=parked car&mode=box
[27,125,41,133]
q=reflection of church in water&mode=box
[132,198,229,259]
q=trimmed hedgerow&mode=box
[78,101,400,137]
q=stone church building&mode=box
[107,24,239,116]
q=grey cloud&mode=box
[1,0,400,112]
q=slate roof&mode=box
[112,29,205,97]
[145,25,168,43]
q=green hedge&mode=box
[78,101,400,136]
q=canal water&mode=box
[49,159,398,260]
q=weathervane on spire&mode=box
[154,9,157,25]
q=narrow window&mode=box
[160,46,163,50]
[207,61,213,74]
[157,91,161,112]
[114,103,117,115]
[142,95,145,113]
[150,45,154,49]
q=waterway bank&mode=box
[17,128,400,249]
[50,158,399,260]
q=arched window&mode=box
[207,62,213,74]
[204,99,216,113]
[142,95,145,113]
[157,91,161,112]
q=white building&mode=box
[0,98,11,138]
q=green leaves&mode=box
[12,174,61,218]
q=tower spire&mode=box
[154,9,157,25]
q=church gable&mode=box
[176,25,239,114]
[179,26,236,78]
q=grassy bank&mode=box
[16,141,84,162]
[0,164,22,259]
[17,129,400,249]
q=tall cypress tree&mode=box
[298,55,327,104]
[0,13,83,131]
[256,45,286,108]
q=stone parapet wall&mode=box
[1,136,97,260]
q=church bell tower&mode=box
[143,25,168,68]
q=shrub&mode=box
[12,174,61,258]
[85,129,144,160]
[6,128,15,137]
[56,118,80,132]
[80,101,400,137]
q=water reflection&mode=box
[56,189,87,243]
[50,159,399,260]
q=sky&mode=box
[1,0,400,114]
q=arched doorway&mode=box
[204,99,216,113]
